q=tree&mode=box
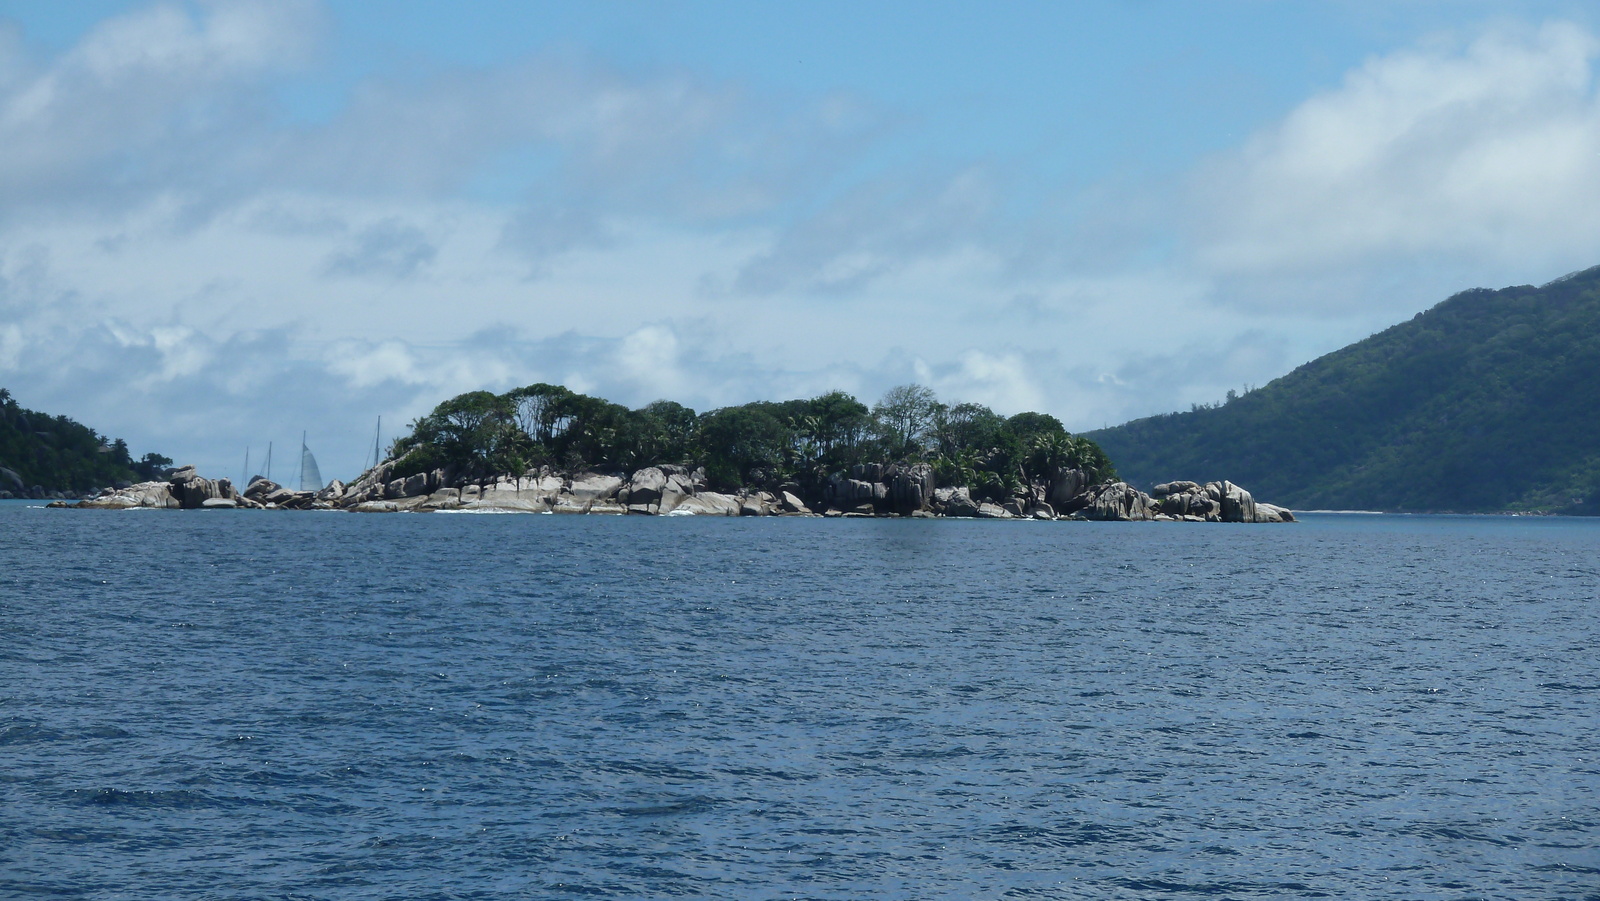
[422,390,510,478]
[803,391,873,464]
[133,452,173,481]
[637,400,698,464]
[698,403,790,489]
[506,383,575,445]
[548,393,631,470]
[1026,432,1115,483]
[1003,411,1066,444]
[873,384,940,459]
[931,401,1004,458]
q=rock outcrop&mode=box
[1148,479,1293,523]
[1047,467,1092,512]
[169,466,236,510]
[65,457,1293,523]
[1083,482,1154,521]
[75,480,180,509]
[887,463,935,515]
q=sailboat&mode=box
[368,416,383,472]
[298,432,324,493]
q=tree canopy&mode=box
[386,382,1116,498]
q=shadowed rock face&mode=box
[888,463,935,515]
[1048,467,1091,512]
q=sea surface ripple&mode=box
[2,505,1597,899]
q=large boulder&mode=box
[976,502,1012,519]
[850,462,886,483]
[624,467,670,507]
[659,470,699,514]
[1152,480,1200,498]
[1206,480,1257,524]
[1157,489,1218,519]
[244,477,281,502]
[75,481,178,509]
[169,472,231,509]
[887,463,935,514]
[419,488,463,511]
[1083,482,1154,521]
[465,478,551,512]
[826,475,880,511]
[1047,467,1091,511]
[566,472,623,504]
[1255,502,1296,523]
[669,492,741,516]
[942,487,982,518]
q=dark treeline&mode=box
[388,383,1115,499]
[0,388,170,495]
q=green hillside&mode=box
[0,388,168,495]
[1087,266,1600,513]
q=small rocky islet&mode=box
[64,462,1294,523]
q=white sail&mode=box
[299,434,323,492]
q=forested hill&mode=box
[1087,266,1600,513]
[0,389,169,496]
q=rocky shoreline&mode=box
[60,462,1294,523]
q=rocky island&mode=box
[61,382,1293,522]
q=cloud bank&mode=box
[0,4,1596,479]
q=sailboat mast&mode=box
[372,416,382,470]
[300,431,308,491]
[265,442,272,482]
[242,446,250,486]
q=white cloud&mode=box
[1193,20,1600,304]
[613,324,687,400]
[326,339,422,388]
[915,350,1046,416]
[0,0,323,213]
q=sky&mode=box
[3,0,1600,482]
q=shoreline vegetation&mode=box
[62,383,1294,523]
[0,388,170,500]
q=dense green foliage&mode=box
[1088,266,1600,513]
[388,382,1115,497]
[0,388,164,492]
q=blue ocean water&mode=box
[1,503,1597,899]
